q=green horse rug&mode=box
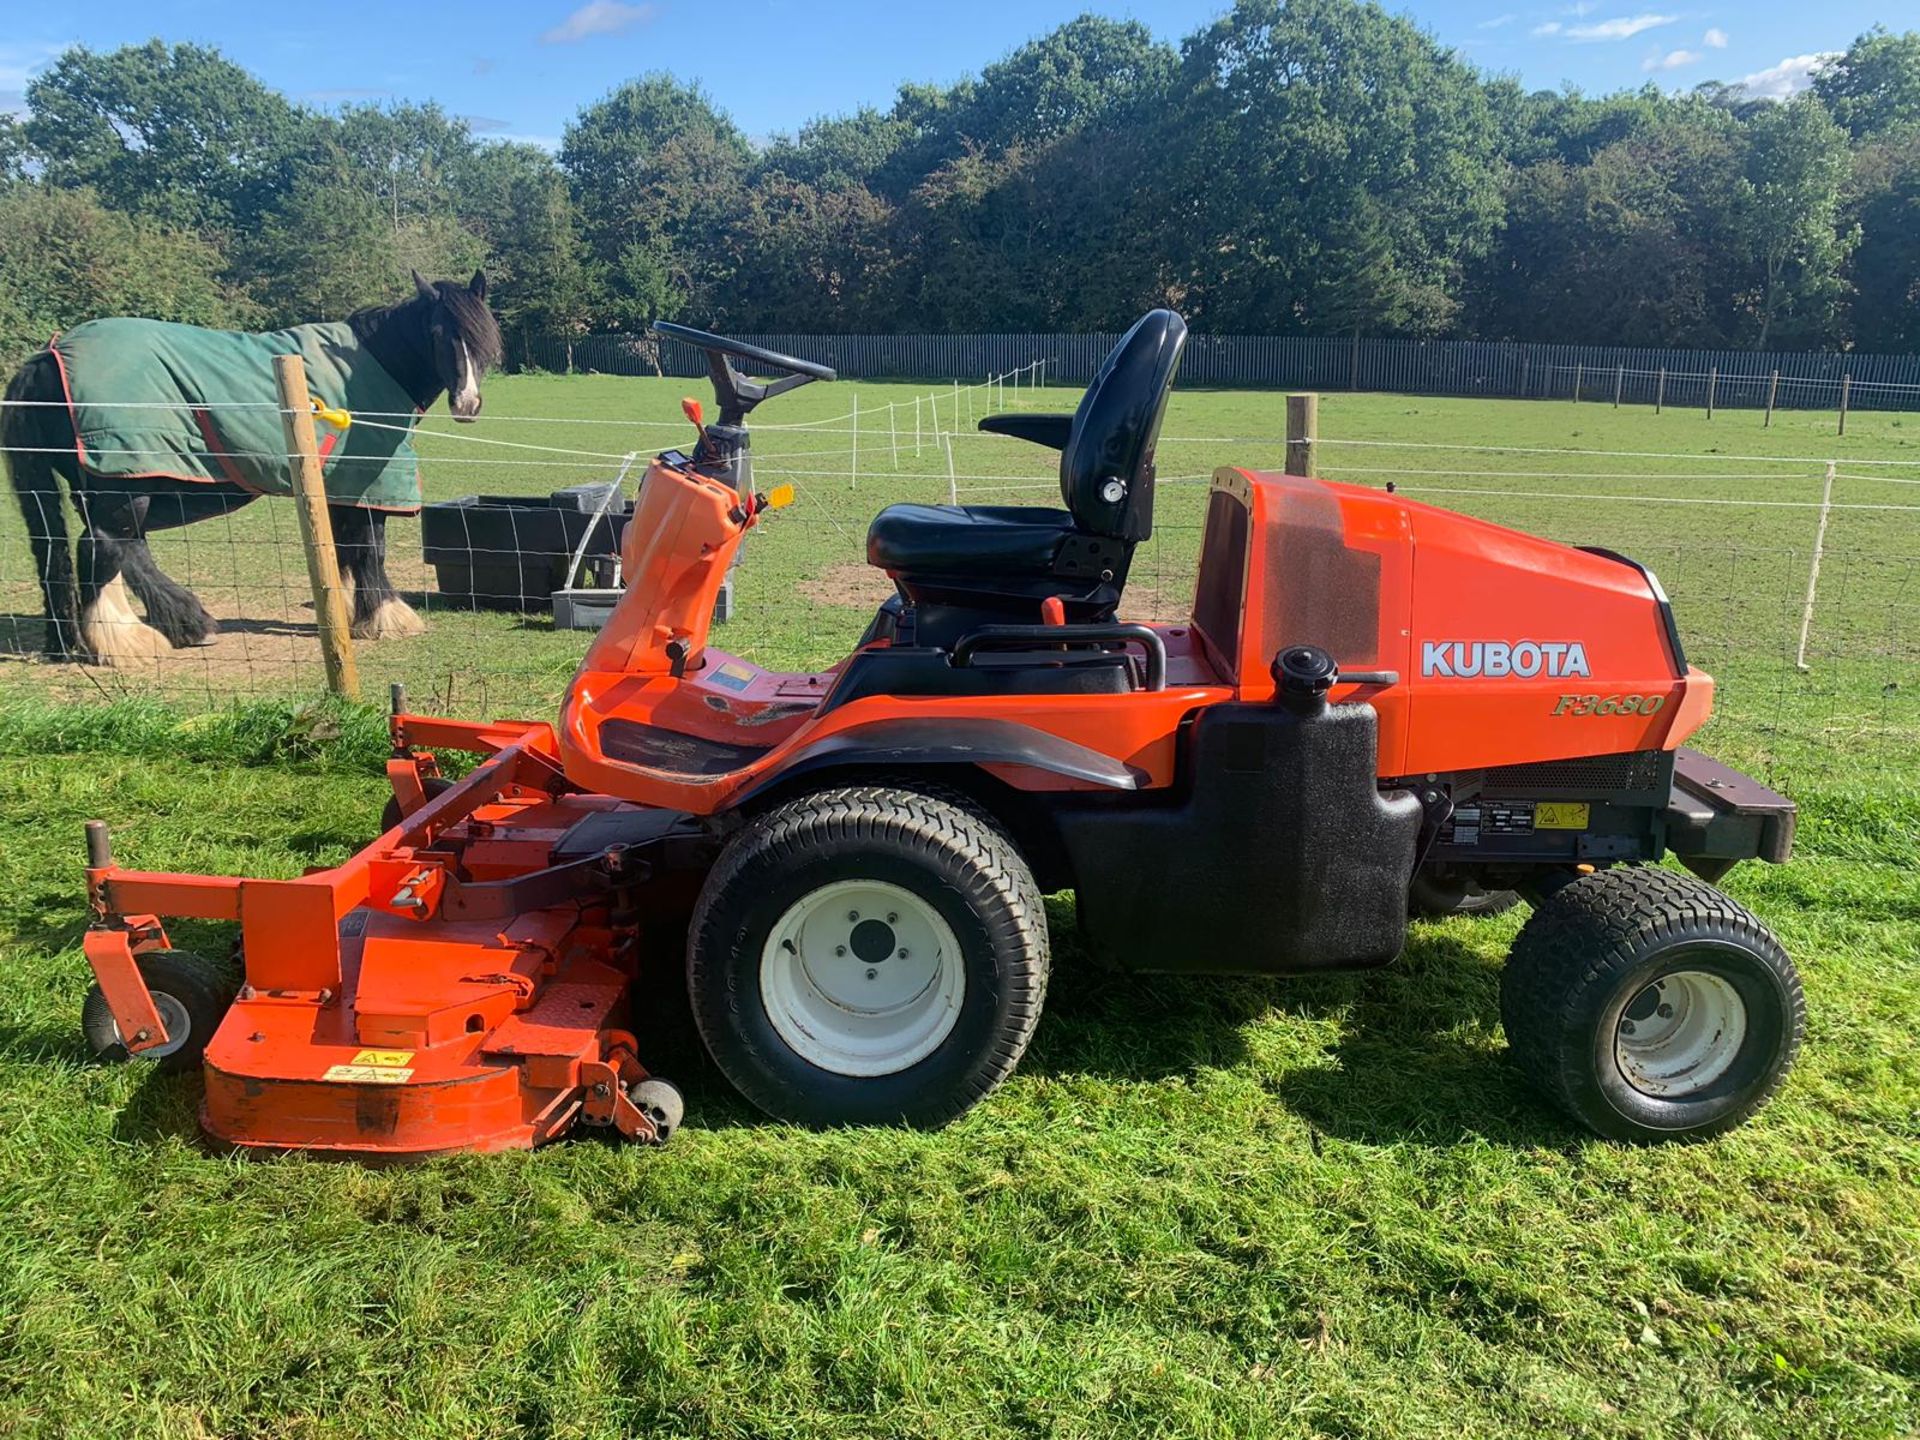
[49,318,425,511]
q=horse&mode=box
[3,271,502,666]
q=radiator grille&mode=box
[1481,750,1667,795]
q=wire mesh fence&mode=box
[534,330,1920,415]
[2,363,1914,792]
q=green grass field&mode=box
[3,376,1915,784]
[1,379,1916,1437]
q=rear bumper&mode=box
[1664,747,1796,872]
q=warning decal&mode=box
[323,1063,415,1084]
[351,1049,414,1066]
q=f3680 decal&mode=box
[1420,640,1591,679]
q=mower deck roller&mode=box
[79,313,1804,1154]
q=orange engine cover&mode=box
[1194,469,1711,778]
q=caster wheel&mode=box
[1410,868,1521,918]
[628,1078,685,1143]
[81,949,235,1075]
[381,775,454,833]
[1501,867,1804,1142]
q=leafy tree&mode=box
[760,109,910,189]
[561,76,751,324]
[1844,135,1920,351]
[1815,29,1920,140]
[1467,102,1746,346]
[326,102,479,232]
[959,15,1176,152]
[727,177,898,330]
[22,40,306,231]
[1165,0,1505,334]
[1742,97,1857,349]
[456,142,597,364]
[0,115,28,184]
[240,167,485,322]
[0,184,247,365]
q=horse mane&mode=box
[349,282,504,374]
[431,284,505,372]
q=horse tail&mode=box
[2,353,82,656]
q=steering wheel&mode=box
[652,321,836,426]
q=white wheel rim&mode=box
[110,991,192,1060]
[1614,969,1747,1098]
[760,879,965,1077]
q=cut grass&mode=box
[0,699,1915,1439]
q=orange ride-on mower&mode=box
[77,313,1804,1153]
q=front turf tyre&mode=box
[1500,867,1803,1142]
[81,948,235,1075]
[688,786,1048,1127]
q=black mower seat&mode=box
[862,310,1187,634]
[867,504,1077,575]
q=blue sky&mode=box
[0,0,1893,149]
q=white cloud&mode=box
[1477,13,1517,29]
[540,1,657,44]
[0,40,68,116]
[1562,1,1599,14]
[1532,21,1563,37]
[1703,27,1728,49]
[1738,52,1840,100]
[1644,48,1701,71]
[1567,13,1678,41]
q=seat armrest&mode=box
[978,413,1073,451]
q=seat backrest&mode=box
[1060,310,1188,542]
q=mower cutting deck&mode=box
[82,718,691,1155]
[79,313,1805,1154]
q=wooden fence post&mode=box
[1286,393,1318,478]
[1765,371,1780,428]
[1350,332,1361,392]
[1838,374,1851,436]
[1707,366,1717,419]
[1613,365,1624,408]
[1520,355,1530,398]
[1656,367,1666,414]
[273,354,360,701]
[1573,363,1583,403]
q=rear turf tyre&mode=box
[1500,867,1803,1142]
[81,949,235,1075]
[1409,868,1521,919]
[688,786,1048,1127]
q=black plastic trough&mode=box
[420,482,631,612]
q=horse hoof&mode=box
[81,576,175,668]
[353,597,428,641]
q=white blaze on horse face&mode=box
[450,339,482,421]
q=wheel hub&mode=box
[110,990,192,1060]
[761,880,964,1077]
[1614,969,1748,1098]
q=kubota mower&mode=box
[78,313,1803,1154]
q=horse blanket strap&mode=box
[49,318,424,512]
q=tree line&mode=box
[2,2,1917,371]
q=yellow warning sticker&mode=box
[322,1064,414,1084]
[1536,802,1591,831]
[351,1049,414,1067]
